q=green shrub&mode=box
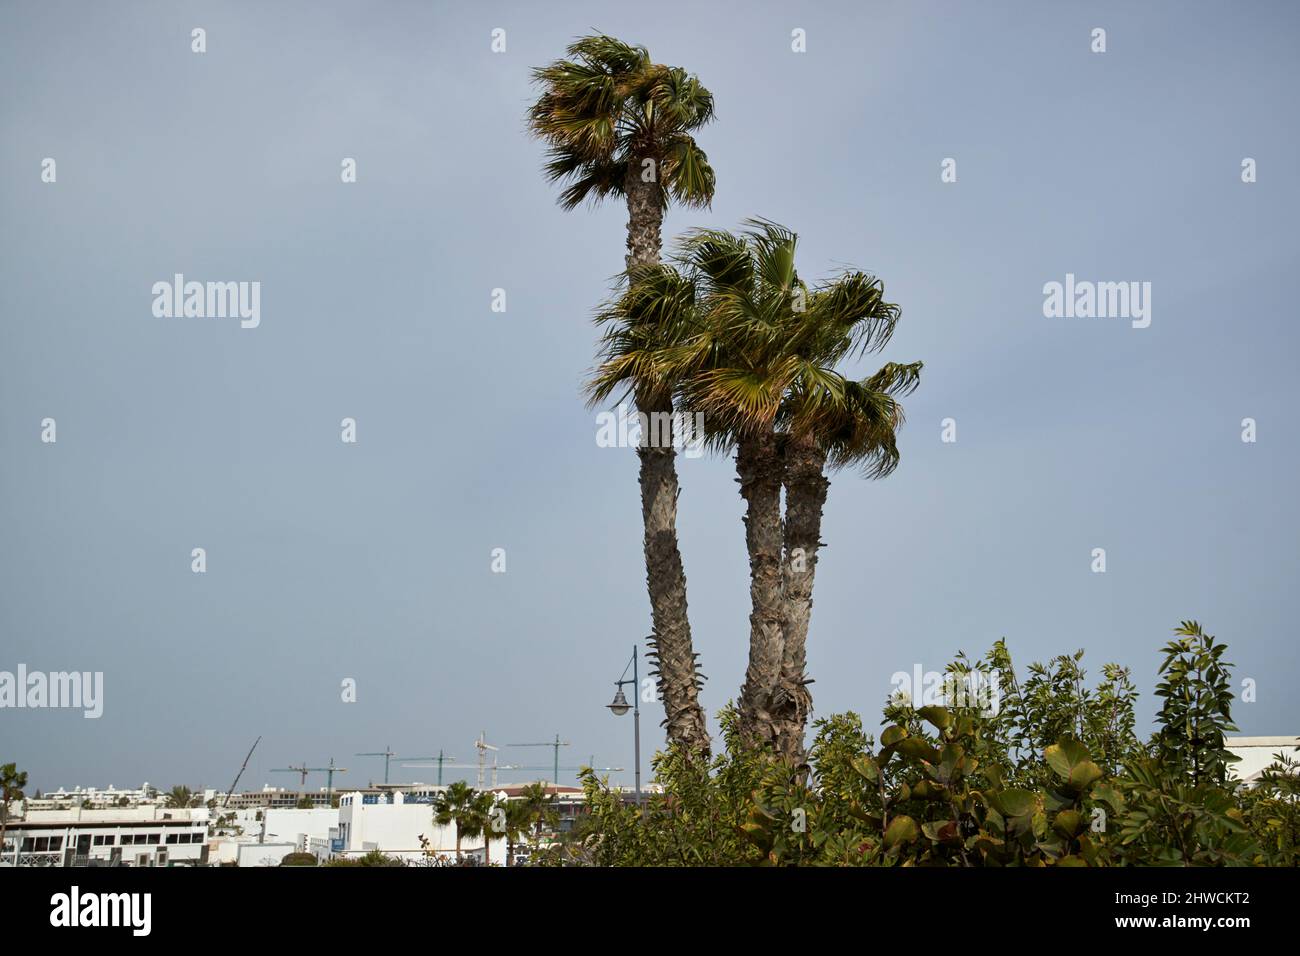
[541,621,1294,867]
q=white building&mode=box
[335,789,506,864]
[21,783,164,811]
[1,804,210,867]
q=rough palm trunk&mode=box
[636,404,710,752]
[736,430,786,748]
[623,155,710,754]
[624,154,663,270]
[772,436,829,760]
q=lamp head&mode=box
[606,688,630,717]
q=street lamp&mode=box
[606,644,642,807]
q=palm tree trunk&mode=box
[736,430,786,748]
[636,409,709,753]
[773,436,829,760]
[624,156,663,271]
[625,157,710,755]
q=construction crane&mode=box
[222,735,261,809]
[356,746,397,785]
[390,749,457,786]
[270,759,348,803]
[501,764,623,783]
[507,733,571,785]
[398,762,624,786]
[271,763,312,787]
[475,731,499,789]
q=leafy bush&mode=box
[324,849,404,867]
[543,622,1295,867]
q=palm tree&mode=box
[432,781,476,860]
[506,782,559,865]
[668,222,809,748]
[532,35,715,755]
[588,264,714,752]
[498,799,528,867]
[632,222,920,753]
[165,785,197,809]
[1,763,28,863]
[463,791,496,865]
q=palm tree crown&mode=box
[529,34,716,218]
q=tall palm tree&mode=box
[464,791,496,865]
[514,781,559,863]
[532,35,715,755]
[500,798,531,867]
[670,222,809,748]
[432,781,475,860]
[637,222,921,753]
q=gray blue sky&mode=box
[2,0,1298,793]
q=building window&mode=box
[166,833,179,844]
[146,834,160,843]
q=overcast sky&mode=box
[2,0,1298,793]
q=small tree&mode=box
[1154,621,1239,786]
[1,763,29,862]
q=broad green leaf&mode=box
[883,815,919,848]
[917,705,952,731]
[880,725,908,747]
[989,788,1037,818]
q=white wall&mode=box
[1227,736,1299,783]
[337,793,506,863]
[236,842,297,867]
[261,808,338,848]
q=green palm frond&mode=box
[529,34,716,211]
[662,136,716,208]
[585,218,919,472]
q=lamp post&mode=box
[606,644,642,807]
